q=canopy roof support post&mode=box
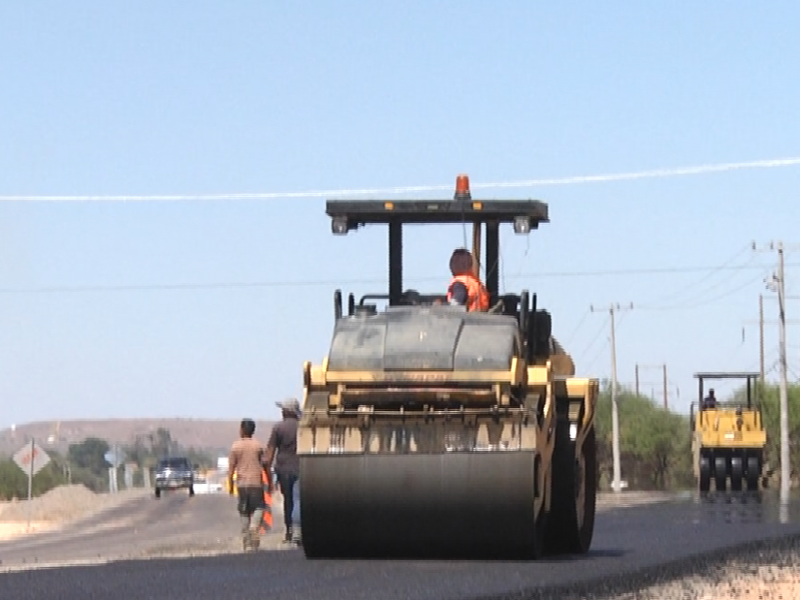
[389,220,403,306]
[485,221,500,301]
[471,223,481,279]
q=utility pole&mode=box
[634,364,639,396]
[663,364,668,411]
[591,302,633,493]
[753,241,798,502]
[775,244,789,502]
[759,294,765,383]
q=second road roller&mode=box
[691,371,767,493]
[297,174,600,559]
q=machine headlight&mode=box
[331,217,349,235]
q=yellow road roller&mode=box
[691,371,766,493]
[297,175,600,559]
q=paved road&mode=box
[2,491,800,600]
[0,489,287,567]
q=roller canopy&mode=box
[327,307,519,371]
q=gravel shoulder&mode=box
[0,485,149,542]
[591,535,800,600]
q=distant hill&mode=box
[0,418,278,458]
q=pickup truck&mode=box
[153,457,196,498]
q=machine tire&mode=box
[746,456,761,492]
[714,456,727,492]
[698,455,711,493]
[730,457,743,492]
[545,420,596,555]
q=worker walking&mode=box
[227,418,270,552]
[265,398,301,544]
[446,248,490,312]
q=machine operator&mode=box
[446,248,490,312]
[702,388,718,410]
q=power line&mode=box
[638,248,759,309]
[2,156,800,202]
[0,260,796,295]
[636,270,771,311]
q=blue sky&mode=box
[1,2,799,429]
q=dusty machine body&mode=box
[690,372,766,493]
[298,175,600,559]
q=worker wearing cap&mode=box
[446,248,490,312]
[227,418,270,551]
[264,398,301,544]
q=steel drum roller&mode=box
[299,451,540,559]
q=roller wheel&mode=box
[698,455,711,493]
[714,456,727,492]
[545,423,596,555]
[299,450,545,560]
[746,456,761,492]
[730,457,743,492]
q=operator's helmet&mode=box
[449,248,474,276]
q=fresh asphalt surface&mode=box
[3,491,800,600]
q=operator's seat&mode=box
[398,289,448,307]
[398,289,422,306]
[497,294,522,317]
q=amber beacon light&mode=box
[454,174,471,201]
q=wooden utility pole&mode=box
[591,302,633,493]
[753,241,796,502]
[775,243,789,502]
[634,364,640,396]
[759,294,765,382]
[663,364,668,411]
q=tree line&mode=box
[0,427,216,500]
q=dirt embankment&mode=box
[0,484,147,541]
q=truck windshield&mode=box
[158,458,189,469]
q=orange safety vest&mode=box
[447,274,490,312]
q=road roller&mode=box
[691,371,767,493]
[297,174,600,559]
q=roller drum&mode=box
[299,451,541,559]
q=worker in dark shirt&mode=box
[264,398,301,544]
[702,388,717,410]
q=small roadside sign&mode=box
[13,441,51,477]
[104,450,120,467]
